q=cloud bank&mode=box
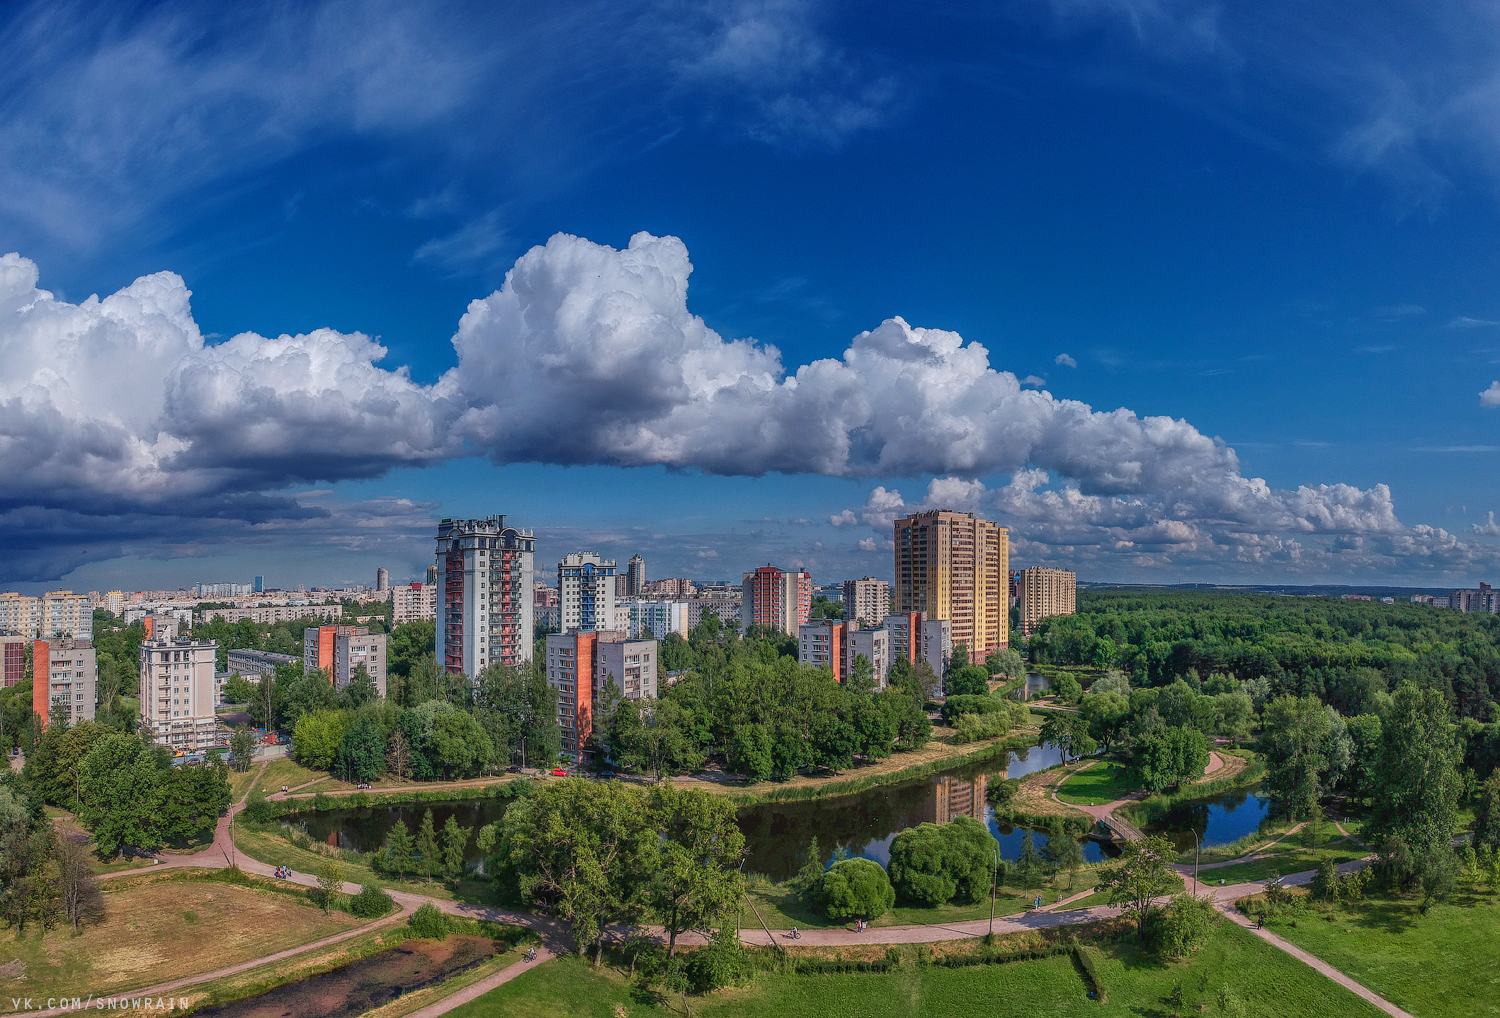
[4,230,1495,581]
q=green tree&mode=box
[1016,829,1041,891]
[427,710,494,778]
[229,727,257,772]
[1369,682,1461,855]
[888,815,998,906]
[946,665,991,697]
[1130,726,1209,792]
[818,857,894,921]
[384,819,414,878]
[335,714,386,782]
[494,780,654,960]
[1100,834,1177,939]
[1261,696,1348,815]
[317,859,346,914]
[293,709,349,771]
[646,784,746,957]
[1042,817,1085,891]
[441,814,470,878]
[1040,711,1096,764]
[1474,771,1500,850]
[1151,893,1219,959]
[414,809,440,878]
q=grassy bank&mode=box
[704,723,1045,807]
[1053,759,1135,806]
[1116,751,1267,832]
[1266,882,1500,1018]
[442,920,1385,1018]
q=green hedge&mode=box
[1074,944,1107,1002]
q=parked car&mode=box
[551,767,568,777]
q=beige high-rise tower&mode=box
[1019,567,1076,636]
[893,510,1008,656]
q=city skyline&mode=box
[4,2,1500,590]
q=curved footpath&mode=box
[8,764,1410,1018]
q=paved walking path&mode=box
[49,778,1411,1018]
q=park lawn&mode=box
[0,871,365,999]
[743,871,1101,931]
[1060,870,1185,911]
[1267,885,1500,1018]
[1054,759,1136,806]
[251,758,359,797]
[229,762,263,801]
[1195,840,1370,886]
[445,921,1386,1018]
[232,822,497,904]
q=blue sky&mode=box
[3,0,1500,591]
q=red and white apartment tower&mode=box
[740,565,813,635]
[434,516,536,675]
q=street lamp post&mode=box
[989,843,998,937]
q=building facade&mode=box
[893,510,1009,656]
[435,516,536,675]
[391,583,437,624]
[0,591,92,640]
[198,604,341,625]
[741,565,813,635]
[842,577,891,626]
[644,577,696,598]
[797,621,891,687]
[545,632,658,761]
[303,625,388,695]
[226,648,300,679]
[625,599,688,640]
[1,634,25,688]
[626,555,645,596]
[376,567,389,591]
[139,636,225,750]
[1018,567,1077,636]
[558,552,617,633]
[33,639,97,727]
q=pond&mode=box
[289,739,1108,882]
[194,936,498,1018]
[1140,788,1271,854]
[1010,673,1051,701]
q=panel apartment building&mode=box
[391,582,437,624]
[33,639,97,727]
[545,631,659,762]
[797,621,891,687]
[304,625,388,696]
[842,577,891,627]
[139,635,225,750]
[435,516,536,675]
[893,510,1009,656]
[0,591,93,639]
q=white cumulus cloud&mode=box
[1482,381,1500,407]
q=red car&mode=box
[551,767,568,777]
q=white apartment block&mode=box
[139,637,226,750]
[684,596,741,630]
[559,552,616,633]
[35,639,97,726]
[0,591,93,639]
[1018,567,1077,636]
[391,583,438,624]
[105,590,124,616]
[797,621,891,688]
[882,613,952,679]
[198,582,253,598]
[627,599,688,640]
[198,604,343,625]
[843,577,891,626]
[225,648,300,679]
[436,515,536,675]
[597,637,658,701]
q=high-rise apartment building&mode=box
[558,552,616,633]
[303,625,388,695]
[106,590,125,615]
[626,555,645,596]
[627,600,688,640]
[435,516,536,675]
[0,591,93,640]
[842,577,891,626]
[253,576,264,594]
[644,578,696,598]
[1018,567,1077,636]
[425,564,438,585]
[392,583,437,624]
[139,636,224,750]
[1,635,25,688]
[545,632,658,761]
[893,510,1008,656]
[33,639,97,726]
[881,612,950,678]
[741,566,812,635]
[376,567,389,591]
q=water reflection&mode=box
[295,739,1111,883]
[1141,789,1271,853]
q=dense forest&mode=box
[1029,590,1500,719]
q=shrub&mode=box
[242,795,275,823]
[313,791,334,811]
[888,816,997,906]
[349,883,395,918]
[1073,945,1107,1003]
[818,857,895,921]
[1148,893,1220,960]
[940,694,1006,725]
[685,927,749,991]
[408,901,450,938]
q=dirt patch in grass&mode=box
[1012,764,1090,818]
[0,872,366,998]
